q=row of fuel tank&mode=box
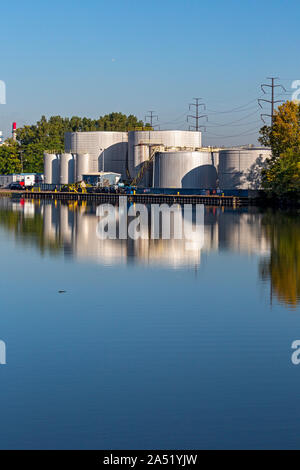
[44,130,271,190]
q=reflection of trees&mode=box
[260,210,300,308]
[0,206,62,254]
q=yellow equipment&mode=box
[61,182,88,193]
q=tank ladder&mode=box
[131,145,164,187]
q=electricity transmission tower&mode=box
[187,98,207,131]
[145,111,159,129]
[258,77,286,125]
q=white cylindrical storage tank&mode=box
[133,144,153,186]
[153,151,217,189]
[96,132,128,177]
[128,130,202,179]
[75,153,90,182]
[218,148,271,190]
[44,153,60,184]
[60,153,75,184]
[64,131,128,179]
[133,144,149,173]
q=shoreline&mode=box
[0,189,298,208]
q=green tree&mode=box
[263,148,300,200]
[259,101,300,158]
[0,142,22,174]
[22,142,48,173]
[14,113,151,173]
[259,101,300,201]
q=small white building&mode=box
[0,173,43,188]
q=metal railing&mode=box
[131,145,164,187]
[33,183,64,191]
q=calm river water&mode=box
[0,196,299,449]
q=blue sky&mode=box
[0,0,298,145]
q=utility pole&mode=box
[258,77,286,125]
[145,111,159,129]
[187,98,207,131]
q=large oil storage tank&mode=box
[60,153,75,184]
[44,153,60,184]
[128,131,202,182]
[76,153,90,182]
[153,151,218,189]
[65,131,128,178]
[218,148,271,190]
[97,132,128,177]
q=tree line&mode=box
[259,100,300,203]
[0,113,151,174]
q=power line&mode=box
[206,125,261,139]
[258,77,286,125]
[207,106,259,116]
[158,111,188,125]
[145,110,159,128]
[207,109,260,127]
[206,120,261,129]
[206,98,259,114]
[187,98,207,131]
[159,97,265,130]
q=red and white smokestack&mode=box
[12,122,17,141]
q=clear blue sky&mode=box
[0,0,298,145]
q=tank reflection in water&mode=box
[0,197,299,449]
[1,198,299,306]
